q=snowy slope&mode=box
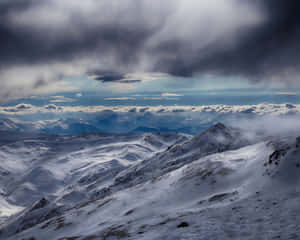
[0,131,190,222]
[110,123,252,192]
[0,119,20,132]
[0,118,102,134]
[2,124,300,240]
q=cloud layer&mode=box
[1,103,299,116]
[2,103,300,136]
[1,1,300,101]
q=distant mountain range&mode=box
[0,118,211,135]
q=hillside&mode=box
[0,124,300,239]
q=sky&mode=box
[1,0,300,134]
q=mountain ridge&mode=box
[0,123,300,239]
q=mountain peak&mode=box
[196,122,232,139]
[207,122,227,132]
[188,122,250,152]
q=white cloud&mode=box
[143,97,178,101]
[1,104,36,114]
[0,64,80,103]
[104,97,136,101]
[1,103,300,116]
[275,92,297,96]
[161,93,184,97]
[136,92,183,100]
[50,96,75,103]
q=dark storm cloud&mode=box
[0,2,150,67]
[158,0,300,80]
[0,0,300,102]
[0,0,258,71]
[89,71,141,83]
[92,73,126,82]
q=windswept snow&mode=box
[1,124,300,240]
[0,131,190,221]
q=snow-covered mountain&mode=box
[111,123,252,193]
[0,118,102,134]
[1,123,300,239]
[0,131,189,222]
[0,117,210,135]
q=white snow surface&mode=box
[0,132,189,220]
[1,124,300,240]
